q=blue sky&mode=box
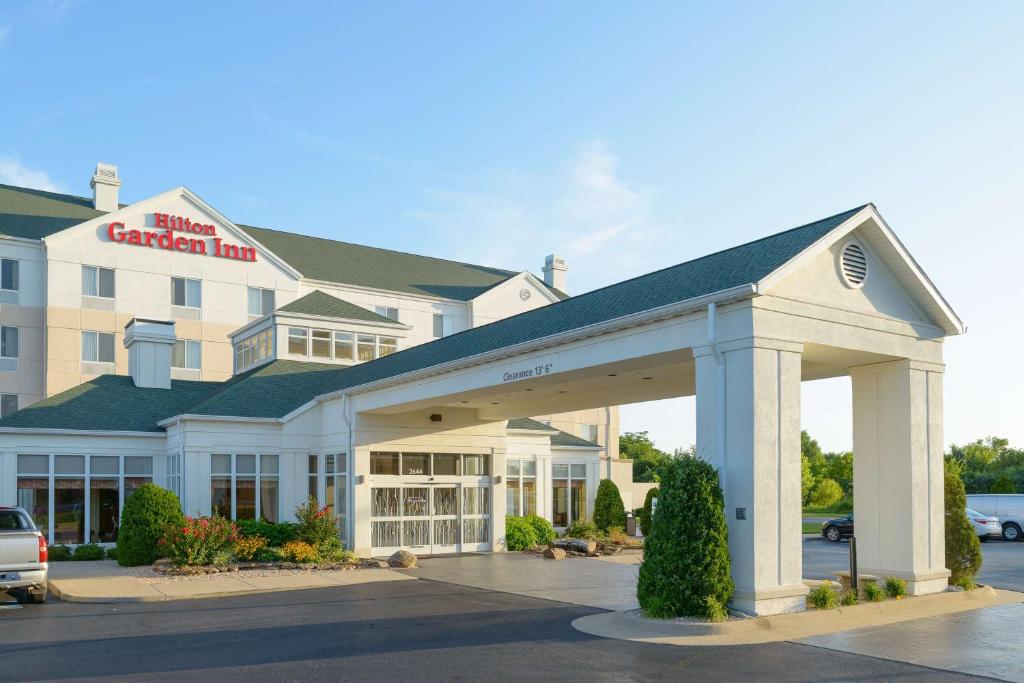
[2,1,1023,452]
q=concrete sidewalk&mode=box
[48,560,414,603]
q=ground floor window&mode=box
[308,453,348,545]
[551,463,587,527]
[211,453,278,522]
[15,453,153,544]
[505,459,536,516]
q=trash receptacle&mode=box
[625,511,636,536]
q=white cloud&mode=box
[0,157,62,192]
[409,140,661,292]
[0,25,10,44]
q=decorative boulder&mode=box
[551,538,597,556]
[543,547,567,560]
[388,550,417,568]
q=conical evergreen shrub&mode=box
[637,457,733,619]
[593,479,627,532]
[116,483,184,566]
[945,466,982,584]
[639,486,659,537]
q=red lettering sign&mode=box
[104,215,256,263]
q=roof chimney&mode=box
[90,162,121,212]
[542,254,567,293]
[124,318,175,389]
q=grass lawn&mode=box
[802,508,850,516]
[802,521,823,534]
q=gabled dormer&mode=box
[230,290,411,373]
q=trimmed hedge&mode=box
[637,457,733,619]
[116,483,184,566]
[72,543,106,561]
[945,467,982,583]
[524,515,556,545]
[505,516,539,551]
[593,479,627,532]
[639,487,659,537]
[236,519,299,547]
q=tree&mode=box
[825,452,854,495]
[637,457,733,620]
[801,452,814,506]
[810,478,844,508]
[639,487,659,537]
[990,474,1017,494]
[620,431,673,483]
[116,483,184,566]
[593,479,627,532]
[945,465,982,584]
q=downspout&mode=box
[707,302,727,489]
[339,393,355,547]
[604,406,613,480]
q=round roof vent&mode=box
[840,241,868,287]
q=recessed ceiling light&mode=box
[491,402,500,405]
[558,390,567,394]
[525,388,533,392]
[642,377,653,380]
[460,400,469,403]
[607,373,617,377]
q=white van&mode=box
[967,494,1024,541]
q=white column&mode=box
[491,447,507,551]
[695,338,806,615]
[851,360,948,594]
[352,447,372,557]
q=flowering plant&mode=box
[159,515,238,566]
[295,496,339,547]
[280,540,319,563]
[232,535,268,561]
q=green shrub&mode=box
[104,545,118,563]
[232,536,268,561]
[524,515,556,545]
[72,543,106,561]
[884,576,907,599]
[637,457,733,619]
[159,515,239,567]
[593,479,627,532]
[295,496,339,547]
[808,584,839,609]
[639,487,659,537]
[211,549,234,567]
[235,519,298,547]
[990,474,1017,494]
[954,575,977,591]
[810,478,844,509]
[280,540,318,563]
[253,546,283,563]
[116,483,184,566]
[565,519,599,540]
[945,467,982,584]
[505,516,540,551]
[840,590,858,606]
[48,544,73,562]
[863,581,884,602]
[703,596,729,622]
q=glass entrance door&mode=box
[371,483,481,555]
[432,485,459,554]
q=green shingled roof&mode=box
[0,374,223,432]
[239,223,523,300]
[277,290,398,324]
[0,184,106,240]
[507,417,600,448]
[0,205,866,431]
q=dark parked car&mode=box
[822,514,853,542]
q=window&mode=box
[506,459,537,517]
[247,287,275,316]
[171,277,201,308]
[433,313,454,338]
[1,326,18,358]
[357,334,375,361]
[210,453,279,522]
[81,331,116,363]
[82,265,115,298]
[1,393,17,417]
[552,463,587,527]
[370,452,400,475]
[401,453,430,476]
[378,336,397,357]
[288,327,308,355]
[235,328,273,372]
[463,454,490,476]
[311,329,332,358]
[16,453,153,545]
[309,454,349,545]
[375,306,399,322]
[582,424,599,443]
[1,258,18,291]
[166,453,182,499]
[172,340,202,370]
[334,331,354,361]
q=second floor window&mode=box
[82,331,115,363]
[247,287,275,316]
[0,393,17,417]
[582,424,600,443]
[171,277,201,308]
[1,259,19,291]
[0,326,18,359]
[82,265,115,298]
[375,306,399,322]
[172,340,202,370]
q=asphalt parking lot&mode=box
[803,536,1023,591]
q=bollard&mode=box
[849,536,858,593]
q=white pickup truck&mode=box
[0,506,48,603]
